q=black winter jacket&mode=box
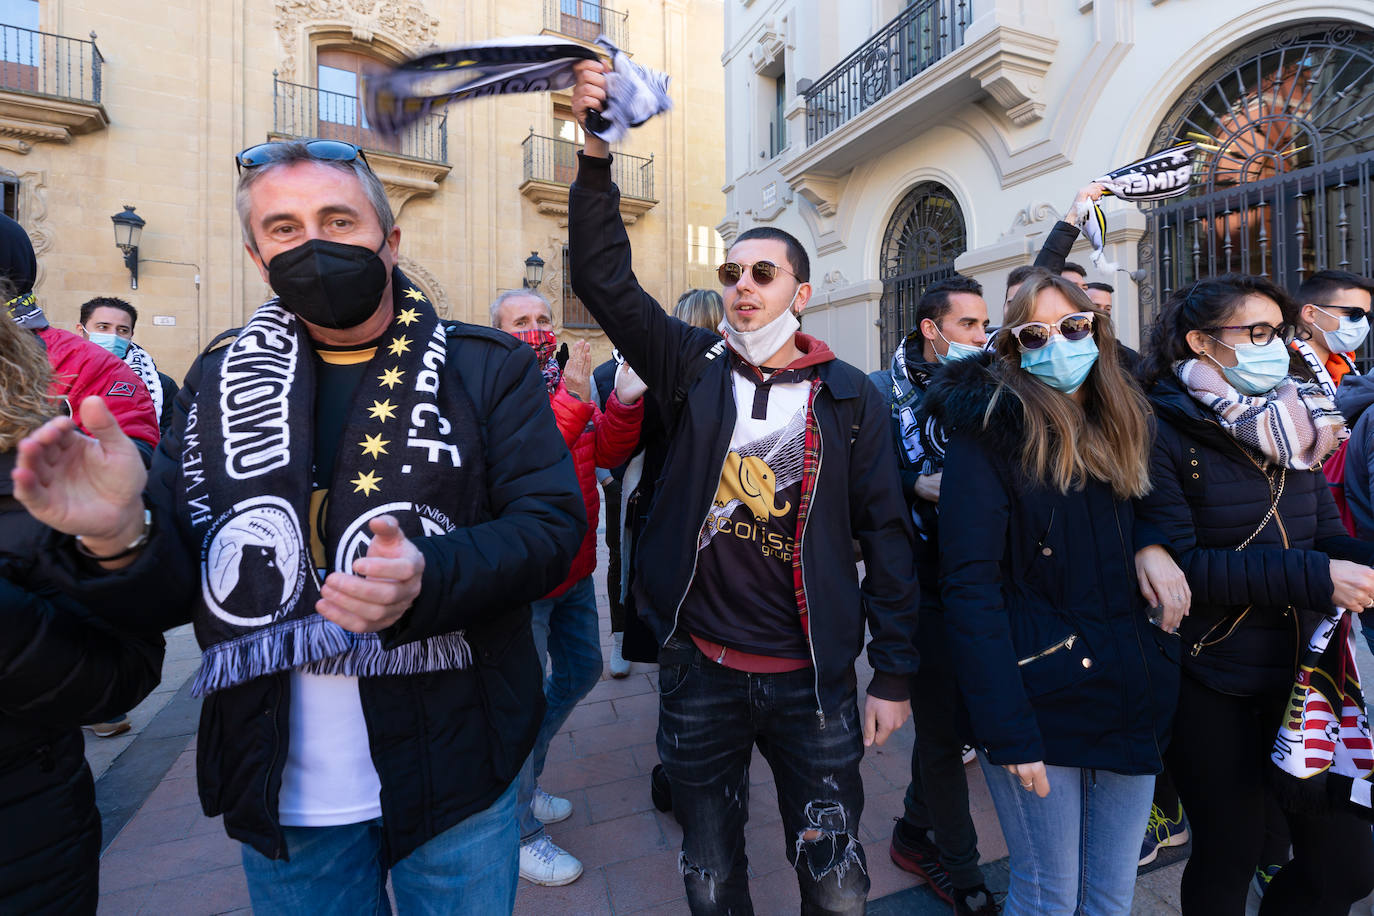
[0,461,165,913]
[1137,374,1374,695]
[925,354,1179,773]
[42,319,585,866]
[569,152,920,713]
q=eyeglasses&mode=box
[717,260,797,287]
[1007,312,1096,350]
[1199,323,1297,346]
[235,139,372,174]
[1313,304,1370,322]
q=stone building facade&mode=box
[721,0,1374,370]
[3,0,725,378]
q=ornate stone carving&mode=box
[0,167,51,289]
[748,19,786,74]
[967,28,1057,127]
[275,0,441,81]
[398,254,452,318]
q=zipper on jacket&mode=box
[799,386,825,728]
[1190,606,1252,657]
[265,686,286,859]
[1016,633,1078,667]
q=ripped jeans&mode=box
[656,636,868,915]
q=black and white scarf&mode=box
[1072,144,1197,272]
[365,36,671,144]
[125,341,164,420]
[186,273,479,696]
[885,338,944,536]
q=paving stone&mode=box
[540,746,642,794]
[603,851,691,913]
[585,672,657,703]
[561,698,619,731]
[547,811,669,870]
[583,774,659,824]
[609,690,661,721]
[570,713,660,755]
[127,864,250,915]
[514,867,613,916]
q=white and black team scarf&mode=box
[186,274,479,696]
[365,35,671,144]
[125,341,164,421]
[1072,143,1197,272]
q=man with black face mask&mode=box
[12,139,585,913]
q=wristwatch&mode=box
[74,507,154,562]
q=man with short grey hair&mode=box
[15,137,585,912]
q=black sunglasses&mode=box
[235,139,372,174]
[1313,304,1370,322]
[717,260,797,287]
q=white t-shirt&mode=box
[276,670,383,827]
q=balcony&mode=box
[0,24,107,153]
[271,76,451,214]
[781,0,1056,215]
[519,131,656,224]
[542,0,628,49]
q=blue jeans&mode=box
[240,778,518,915]
[979,755,1154,916]
[515,575,603,842]
[656,636,869,915]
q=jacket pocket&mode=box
[1016,630,1097,698]
[1188,606,1251,658]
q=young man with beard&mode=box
[566,62,919,914]
[870,276,999,915]
[13,139,584,913]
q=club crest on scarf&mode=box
[187,273,480,696]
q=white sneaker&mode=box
[609,632,631,678]
[532,787,573,824]
[961,745,977,765]
[519,835,583,886]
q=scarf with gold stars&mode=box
[187,271,480,696]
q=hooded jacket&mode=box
[1336,373,1374,540]
[923,353,1178,773]
[568,152,919,714]
[1140,372,1374,696]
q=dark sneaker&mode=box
[650,764,672,813]
[953,883,1000,916]
[1252,863,1283,898]
[889,820,954,903]
[1138,801,1189,866]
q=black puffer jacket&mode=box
[924,354,1179,773]
[0,458,165,914]
[1137,374,1374,695]
[42,319,585,866]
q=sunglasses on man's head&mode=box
[1008,312,1096,351]
[235,139,372,174]
[717,260,797,287]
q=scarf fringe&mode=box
[192,615,355,697]
[302,630,473,678]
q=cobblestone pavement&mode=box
[88,523,1374,914]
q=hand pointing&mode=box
[317,515,425,632]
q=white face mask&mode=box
[719,288,801,366]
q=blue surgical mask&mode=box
[935,328,983,363]
[1210,337,1290,396]
[1020,334,1099,394]
[1316,307,1370,354]
[88,331,131,359]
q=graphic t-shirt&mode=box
[277,344,384,828]
[679,366,811,659]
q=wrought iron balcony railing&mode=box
[522,132,653,201]
[804,0,970,145]
[543,0,628,49]
[273,76,448,164]
[0,24,102,103]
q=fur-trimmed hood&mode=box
[918,351,1025,456]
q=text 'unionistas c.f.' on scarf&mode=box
[185,272,482,696]
[364,35,671,145]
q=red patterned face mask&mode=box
[511,328,559,393]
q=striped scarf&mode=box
[1175,353,1346,471]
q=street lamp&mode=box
[110,205,145,290]
[523,250,545,289]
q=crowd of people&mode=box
[1,59,1373,916]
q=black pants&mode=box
[899,653,982,888]
[1167,673,1374,916]
[602,478,624,634]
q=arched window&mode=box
[878,181,966,363]
[1140,23,1374,331]
[314,48,399,153]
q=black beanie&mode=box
[0,212,37,296]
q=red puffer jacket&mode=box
[37,326,159,450]
[546,378,642,598]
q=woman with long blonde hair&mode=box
[923,271,1186,915]
[0,311,165,913]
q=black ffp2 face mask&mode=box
[267,237,390,330]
